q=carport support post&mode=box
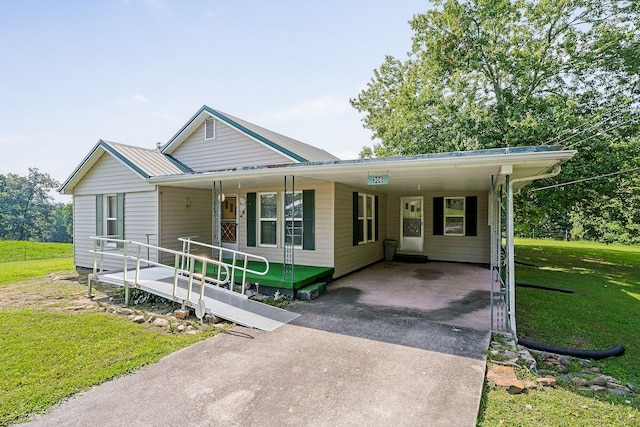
[506,175,517,336]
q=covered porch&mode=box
[151,146,576,336]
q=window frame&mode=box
[357,192,376,244]
[205,117,216,140]
[284,191,304,249]
[444,196,465,236]
[258,192,278,247]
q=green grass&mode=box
[0,258,75,286]
[0,240,74,286]
[0,309,213,425]
[0,241,224,424]
[0,240,72,262]
[478,239,640,426]
[514,239,640,386]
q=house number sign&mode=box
[367,175,390,185]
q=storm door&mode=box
[400,196,424,252]
[221,196,238,250]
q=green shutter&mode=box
[96,194,103,236]
[247,192,256,247]
[302,190,315,250]
[465,196,478,236]
[433,197,444,235]
[353,192,359,246]
[374,195,379,242]
[116,193,125,248]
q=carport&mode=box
[149,145,576,336]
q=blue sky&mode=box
[0,0,430,200]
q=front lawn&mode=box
[478,239,640,425]
[0,241,225,425]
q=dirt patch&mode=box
[0,272,179,315]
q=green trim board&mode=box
[196,260,333,291]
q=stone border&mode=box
[487,332,639,398]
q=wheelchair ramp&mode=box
[98,266,300,331]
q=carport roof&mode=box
[147,145,576,193]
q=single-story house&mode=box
[59,105,576,334]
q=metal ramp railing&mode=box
[89,236,232,307]
[178,237,269,295]
[88,237,297,331]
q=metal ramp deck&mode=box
[98,266,300,332]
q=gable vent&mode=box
[205,118,216,140]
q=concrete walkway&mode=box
[26,261,491,427]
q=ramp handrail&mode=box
[178,237,269,296]
[89,236,231,306]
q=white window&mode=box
[357,193,376,244]
[284,192,303,247]
[205,118,216,140]
[105,194,118,238]
[258,193,278,246]
[444,197,465,236]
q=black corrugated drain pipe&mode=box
[517,338,625,360]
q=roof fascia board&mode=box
[161,105,307,163]
[58,140,104,194]
[204,107,307,162]
[148,149,576,186]
[59,140,152,195]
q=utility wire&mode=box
[563,115,640,150]
[532,166,640,191]
[543,95,638,147]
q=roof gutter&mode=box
[148,150,575,186]
[505,164,562,336]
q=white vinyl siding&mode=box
[237,182,334,268]
[73,194,98,269]
[71,152,158,270]
[74,153,151,195]
[386,192,490,264]
[333,183,386,278]
[73,191,158,270]
[158,186,213,264]
[170,121,293,172]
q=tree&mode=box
[351,0,640,242]
[0,168,70,242]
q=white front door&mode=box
[400,197,424,252]
[221,196,238,250]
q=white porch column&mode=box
[506,174,517,335]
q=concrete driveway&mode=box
[26,261,491,427]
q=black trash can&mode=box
[383,239,397,262]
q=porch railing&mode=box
[89,236,231,306]
[178,237,269,296]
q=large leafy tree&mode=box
[0,168,71,242]
[351,0,640,242]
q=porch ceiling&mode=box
[148,147,576,194]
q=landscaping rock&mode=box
[627,383,640,394]
[152,318,169,327]
[571,377,588,387]
[177,324,186,332]
[590,385,607,393]
[205,314,223,324]
[132,315,145,323]
[589,375,610,387]
[486,365,525,394]
[536,377,557,387]
[121,308,135,316]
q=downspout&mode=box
[506,164,561,336]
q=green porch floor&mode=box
[198,260,334,291]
